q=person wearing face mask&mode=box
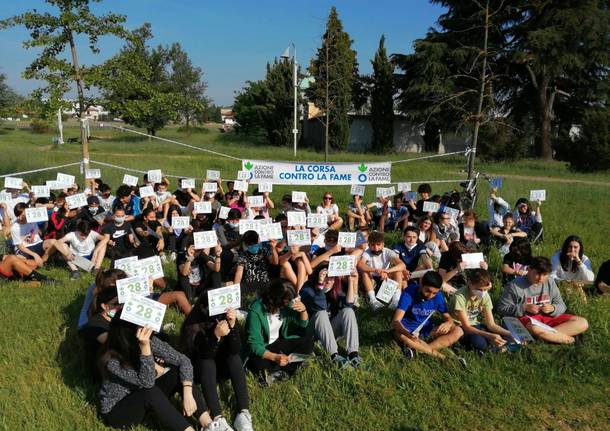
[215,208,243,281]
[300,264,361,368]
[79,284,121,381]
[497,256,589,344]
[449,269,512,353]
[177,235,222,302]
[357,231,406,311]
[75,195,107,232]
[233,230,279,296]
[112,185,141,222]
[55,219,108,279]
[102,207,136,261]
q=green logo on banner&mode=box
[244,161,253,170]
[358,163,368,173]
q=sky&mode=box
[0,0,445,106]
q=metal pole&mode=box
[292,44,298,158]
[57,108,64,144]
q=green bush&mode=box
[562,108,610,172]
[478,120,529,161]
[29,118,51,134]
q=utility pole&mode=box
[324,40,330,162]
[467,0,489,180]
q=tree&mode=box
[98,24,180,136]
[168,43,207,131]
[370,35,395,153]
[233,58,301,146]
[307,7,359,156]
[1,0,126,170]
[0,73,22,117]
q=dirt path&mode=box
[452,172,610,187]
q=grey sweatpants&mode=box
[311,308,359,355]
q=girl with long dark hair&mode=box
[550,235,595,282]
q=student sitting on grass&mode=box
[490,212,527,256]
[357,231,406,311]
[234,230,285,296]
[433,211,459,253]
[99,315,214,431]
[0,253,53,284]
[346,193,372,231]
[458,209,490,250]
[11,202,59,268]
[550,235,595,283]
[177,235,222,302]
[300,264,361,369]
[501,237,532,283]
[406,183,432,223]
[449,269,513,353]
[181,299,253,431]
[379,194,409,233]
[391,271,464,361]
[393,226,431,279]
[513,197,543,242]
[594,260,610,295]
[316,191,343,231]
[245,279,313,385]
[54,219,108,279]
[497,256,589,344]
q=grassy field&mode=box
[0,123,609,430]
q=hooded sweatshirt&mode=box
[497,275,567,318]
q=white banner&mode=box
[242,159,392,185]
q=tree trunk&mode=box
[537,88,553,160]
[67,29,89,177]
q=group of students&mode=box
[1,174,609,431]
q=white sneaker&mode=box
[369,298,384,311]
[234,409,254,431]
[160,254,168,263]
[204,416,234,431]
[170,251,177,262]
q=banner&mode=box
[241,159,391,186]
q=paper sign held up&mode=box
[208,284,241,317]
[85,169,101,179]
[350,184,365,197]
[121,295,166,332]
[123,174,139,187]
[25,207,48,223]
[147,170,163,184]
[139,186,155,198]
[181,178,195,189]
[193,230,218,249]
[4,177,23,190]
[206,170,220,180]
[291,191,307,203]
[529,189,546,202]
[193,201,212,214]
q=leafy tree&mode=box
[1,0,126,167]
[233,79,269,139]
[307,6,359,154]
[370,35,394,153]
[0,73,22,117]
[168,43,207,131]
[98,24,180,136]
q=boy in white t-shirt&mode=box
[357,231,406,311]
[11,202,58,268]
[55,219,108,279]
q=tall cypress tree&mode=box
[308,7,358,152]
[370,35,394,153]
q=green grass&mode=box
[1,123,609,430]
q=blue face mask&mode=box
[247,244,261,254]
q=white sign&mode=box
[248,195,265,208]
[32,185,50,198]
[529,190,546,202]
[181,178,195,189]
[260,222,283,241]
[233,180,248,192]
[461,252,485,269]
[291,191,307,203]
[147,170,163,184]
[114,256,139,276]
[25,207,48,223]
[236,170,249,180]
[193,201,212,214]
[121,295,166,332]
[441,206,460,220]
[239,219,261,235]
[376,278,399,303]
[56,173,75,187]
[0,192,11,204]
[72,254,94,272]
[136,256,164,280]
[139,186,155,198]
[376,186,396,198]
[287,211,307,227]
[412,312,434,337]
[350,184,365,196]
[287,229,311,246]
[528,316,558,333]
[206,170,220,180]
[328,255,356,277]
[338,232,357,249]
[218,206,231,219]
[307,213,327,229]
[116,275,151,303]
[193,230,218,249]
[423,201,440,213]
[242,160,392,186]
[66,193,88,209]
[85,169,101,179]
[46,180,64,190]
[4,177,23,189]
[503,317,536,344]
[172,216,191,229]
[202,182,218,193]
[122,174,139,187]
[397,182,412,192]
[258,182,273,193]
[208,284,241,317]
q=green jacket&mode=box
[245,298,309,358]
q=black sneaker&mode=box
[401,344,416,360]
[457,356,468,368]
[26,271,56,285]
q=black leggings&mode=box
[247,336,314,378]
[179,271,222,302]
[197,353,249,418]
[102,367,207,431]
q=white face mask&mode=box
[472,289,486,299]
